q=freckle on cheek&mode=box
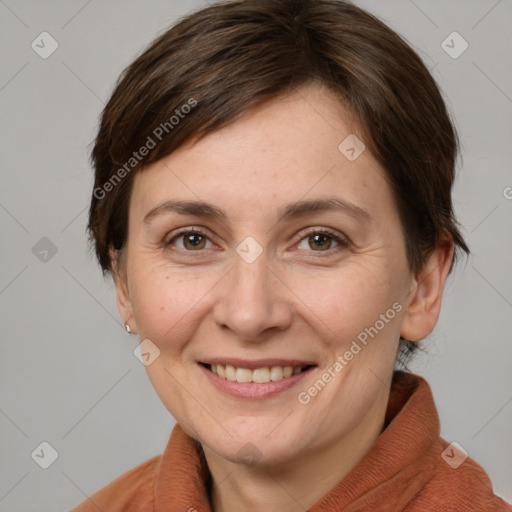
[160,306,165,311]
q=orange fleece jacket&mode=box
[70,371,511,511]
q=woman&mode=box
[72,0,511,510]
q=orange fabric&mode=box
[70,372,511,511]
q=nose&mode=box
[213,252,293,342]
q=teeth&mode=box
[283,366,293,378]
[270,366,283,381]
[236,368,253,383]
[209,364,307,383]
[225,364,236,381]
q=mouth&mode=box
[198,359,317,399]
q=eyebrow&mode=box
[143,197,371,225]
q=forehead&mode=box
[131,84,394,225]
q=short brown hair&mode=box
[87,0,469,361]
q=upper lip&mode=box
[200,358,316,370]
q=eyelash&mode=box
[165,227,350,256]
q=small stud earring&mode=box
[125,324,131,333]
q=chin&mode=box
[198,421,304,467]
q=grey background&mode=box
[0,0,511,510]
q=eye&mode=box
[166,229,213,251]
[296,228,350,253]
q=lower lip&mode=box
[198,364,315,399]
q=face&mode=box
[115,84,438,468]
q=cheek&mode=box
[128,261,219,352]
[288,263,405,346]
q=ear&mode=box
[110,245,137,334]
[400,237,454,342]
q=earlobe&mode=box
[400,238,454,342]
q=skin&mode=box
[114,83,453,512]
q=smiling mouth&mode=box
[200,363,315,384]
